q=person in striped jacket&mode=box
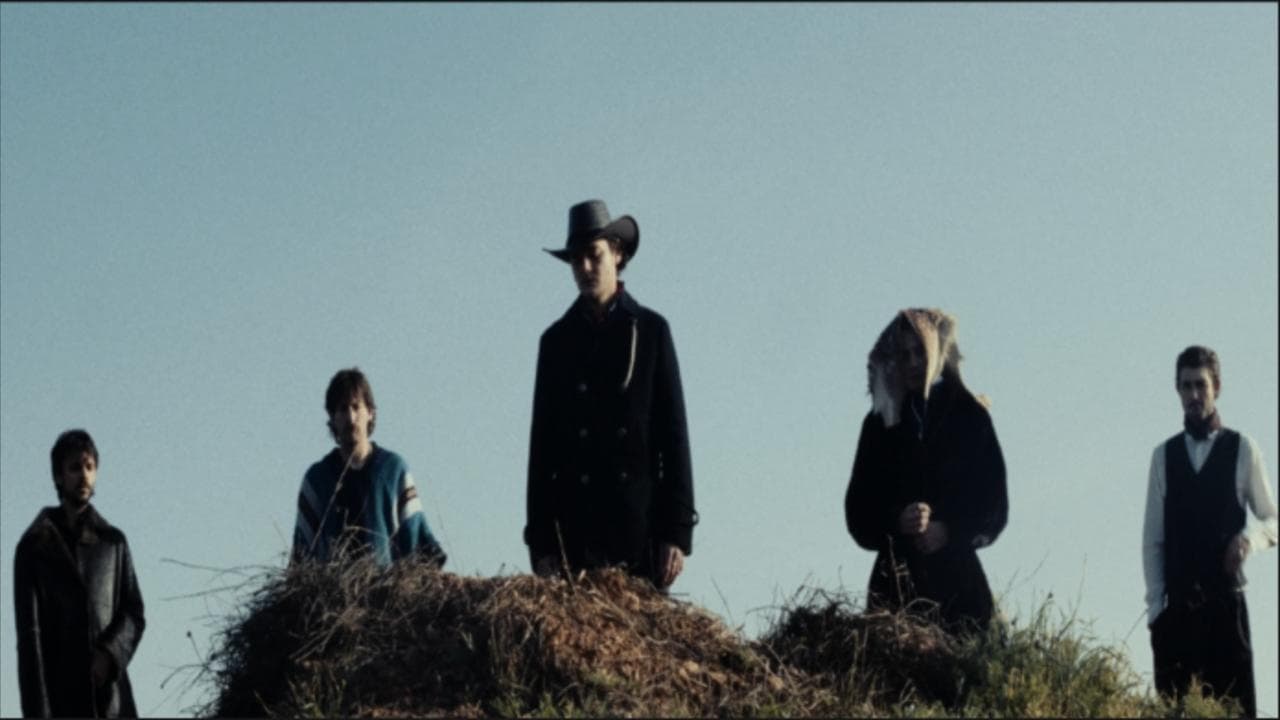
[291,367,446,567]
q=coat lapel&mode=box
[29,508,84,581]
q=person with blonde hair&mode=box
[845,308,1008,631]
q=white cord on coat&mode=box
[621,318,638,391]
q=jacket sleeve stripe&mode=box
[397,474,424,527]
[295,478,323,550]
[297,490,321,532]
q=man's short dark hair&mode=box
[50,429,98,481]
[571,236,628,271]
[325,367,377,439]
[605,236,629,271]
[1176,345,1221,388]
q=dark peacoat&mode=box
[844,379,1007,631]
[13,505,145,718]
[525,288,697,584]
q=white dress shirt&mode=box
[1142,429,1278,626]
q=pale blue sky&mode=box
[2,4,1276,717]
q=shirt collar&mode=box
[576,283,633,325]
[1185,427,1221,443]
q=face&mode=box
[1177,366,1218,420]
[56,452,97,508]
[330,393,374,449]
[895,328,931,393]
[571,238,623,303]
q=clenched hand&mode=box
[657,543,684,588]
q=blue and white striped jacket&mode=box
[292,444,446,567]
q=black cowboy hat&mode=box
[544,199,639,266]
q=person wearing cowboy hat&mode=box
[524,199,697,590]
[844,308,1008,633]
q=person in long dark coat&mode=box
[525,199,697,589]
[845,308,1007,632]
[14,429,145,718]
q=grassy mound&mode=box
[757,591,1238,718]
[756,588,966,709]
[201,555,806,717]
[196,557,1237,717]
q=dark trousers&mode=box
[1150,588,1256,718]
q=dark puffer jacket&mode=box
[14,505,145,718]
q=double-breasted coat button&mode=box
[580,473,590,485]
[578,428,588,439]
[577,382,588,393]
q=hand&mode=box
[897,502,931,536]
[1223,534,1250,576]
[533,555,559,578]
[91,649,114,688]
[914,520,949,555]
[656,543,685,588]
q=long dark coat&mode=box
[13,505,145,718]
[844,379,1007,630]
[525,288,697,584]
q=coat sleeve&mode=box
[95,535,146,683]
[651,317,697,555]
[291,469,325,566]
[391,470,447,568]
[525,333,559,562]
[1142,445,1167,626]
[846,411,900,551]
[14,539,52,718]
[943,405,1008,550]
[1237,434,1278,553]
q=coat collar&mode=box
[31,504,110,549]
[563,285,640,328]
[325,442,382,473]
[902,376,962,443]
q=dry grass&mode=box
[195,555,1237,718]
[755,588,967,709]
[200,552,809,717]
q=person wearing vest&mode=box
[525,199,697,590]
[1142,345,1277,717]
